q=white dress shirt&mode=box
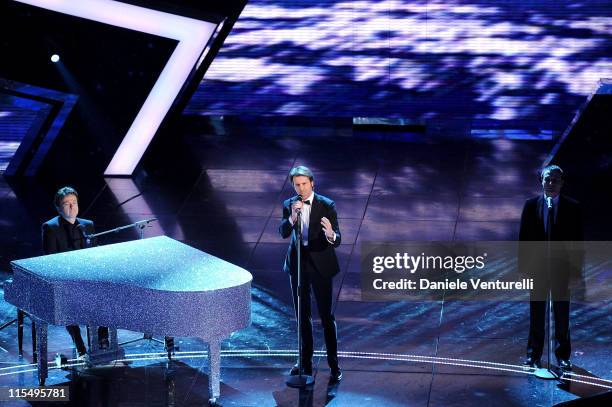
[299,192,314,245]
[290,192,335,245]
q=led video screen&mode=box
[186,0,612,131]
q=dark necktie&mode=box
[546,203,554,240]
[304,200,311,205]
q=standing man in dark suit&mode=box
[519,165,583,371]
[42,186,108,359]
[279,166,343,383]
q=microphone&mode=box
[296,195,303,213]
[546,196,553,209]
[134,217,158,226]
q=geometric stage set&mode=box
[0,1,611,406]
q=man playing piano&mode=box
[279,166,343,383]
[42,186,109,359]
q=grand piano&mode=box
[4,236,252,403]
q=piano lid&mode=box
[10,236,252,292]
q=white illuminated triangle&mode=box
[16,0,217,175]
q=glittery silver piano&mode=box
[4,236,252,403]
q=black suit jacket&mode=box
[519,195,583,242]
[279,193,341,278]
[42,216,95,255]
[518,194,583,285]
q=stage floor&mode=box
[1,133,610,406]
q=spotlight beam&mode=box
[15,0,217,176]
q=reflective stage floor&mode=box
[0,131,610,406]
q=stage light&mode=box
[50,54,60,63]
[16,0,216,176]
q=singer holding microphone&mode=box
[519,165,583,372]
[42,186,109,359]
[279,166,343,383]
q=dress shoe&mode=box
[524,356,541,368]
[289,363,313,376]
[558,359,572,372]
[329,367,343,383]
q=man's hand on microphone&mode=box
[291,200,304,223]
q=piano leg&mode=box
[110,328,119,349]
[17,310,24,357]
[207,341,221,403]
[35,319,48,386]
[164,336,175,360]
[31,319,37,363]
[88,326,99,353]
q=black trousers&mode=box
[527,300,571,361]
[289,247,339,370]
[66,325,109,355]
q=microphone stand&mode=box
[81,218,158,244]
[535,200,559,380]
[286,206,314,388]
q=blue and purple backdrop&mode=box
[186,0,612,133]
